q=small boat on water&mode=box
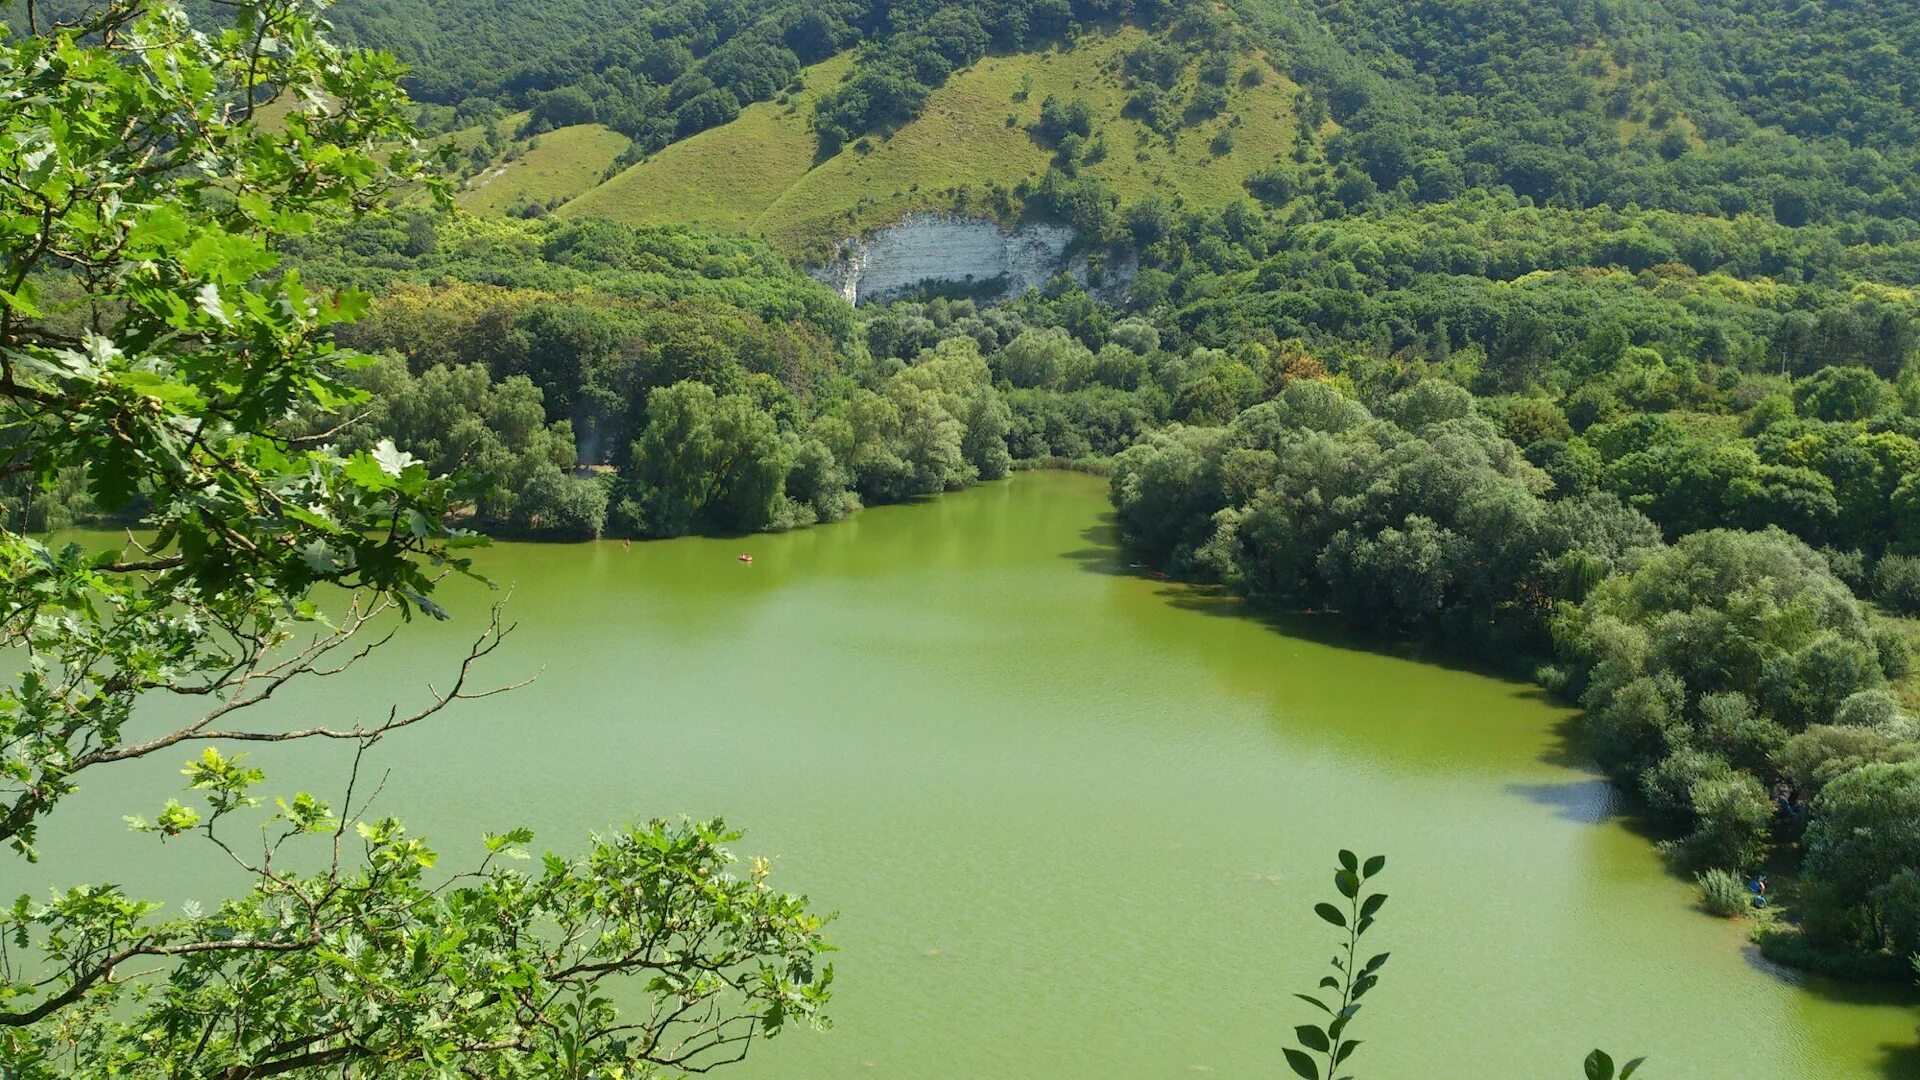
[737,553,754,564]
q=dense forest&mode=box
[313,0,1920,226]
[16,0,1916,226]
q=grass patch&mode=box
[562,56,852,234]
[457,123,630,215]
[1697,868,1751,918]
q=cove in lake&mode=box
[27,471,1920,1077]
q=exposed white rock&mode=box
[814,213,1077,305]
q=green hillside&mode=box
[561,56,853,237]
[455,122,631,216]
[565,27,1301,254]
[372,0,1919,267]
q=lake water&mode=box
[22,471,1920,1077]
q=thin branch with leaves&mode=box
[1285,850,1388,1080]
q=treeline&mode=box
[320,0,1172,158]
[1084,194,1920,426]
[287,217,1042,539]
[275,213,1265,541]
[945,190,1918,408]
[272,208,1920,558]
[1254,0,1920,224]
[1109,376,1920,980]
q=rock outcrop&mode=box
[815,213,1076,305]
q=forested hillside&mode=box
[17,0,1914,232]
[297,0,1918,241]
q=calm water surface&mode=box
[25,472,1920,1077]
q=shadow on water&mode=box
[1058,516,1134,578]
[1502,776,1623,825]
[1878,1046,1920,1080]
[1792,969,1920,1079]
[1063,520,1550,692]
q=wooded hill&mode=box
[299,0,1920,256]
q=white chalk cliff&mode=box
[815,213,1076,305]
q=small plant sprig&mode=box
[1285,850,1388,1080]
[1584,1049,1647,1079]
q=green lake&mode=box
[22,471,1920,1077]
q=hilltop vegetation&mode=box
[338,0,1919,258]
[20,0,1917,244]
[568,25,1300,253]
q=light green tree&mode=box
[630,380,788,535]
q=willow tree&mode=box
[0,3,829,1076]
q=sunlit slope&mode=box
[455,122,630,215]
[562,27,1299,254]
[562,56,852,234]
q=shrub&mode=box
[1245,163,1301,205]
[1697,869,1750,917]
[1189,82,1228,120]
[1663,771,1773,870]
[1640,749,1734,828]
[1874,625,1914,681]
[1822,547,1870,593]
[1754,923,1917,981]
[1874,553,1920,615]
[1793,365,1892,422]
[1695,692,1788,776]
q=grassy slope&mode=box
[456,122,630,214]
[563,27,1299,255]
[564,55,852,234]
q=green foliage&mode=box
[995,326,1092,389]
[1796,367,1895,423]
[13,757,831,1077]
[1,0,455,856]
[1874,554,1920,615]
[631,381,789,536]
[1800,762,1920,959]
[1584,1049,1647,1080]
[0,6,831,1074]
[1667,771,1774,872]
[315,359,604,537]
[1112,379,1660,657]
[1697,868,1751,918]
[1272,848,1647,1076]
[1285,851,1389,1080]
